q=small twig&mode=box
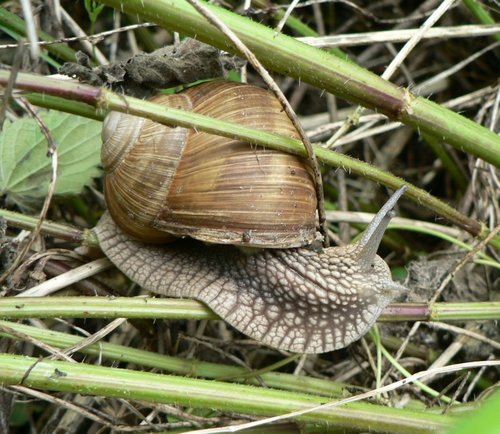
[19,0,40,60]
[0,23,156,50]
[60,318,127,357]
[5,385,118,427]
[422,333,471,387]
[19,357,43,385]
[462,355,495,403]
[275,0,301,33]
[424,322,500,351]
[109,10,121,63]
[385,0,460,81]
[433,372,470,412]
[60,7,108,65]
[155,403,222,427]
[0,324,74,362]
[489,85,500,132]
[15,258,113,298]
[265,0,439,25]
[311,1,326,36]
[185,0,329,246]
[181,335,257,373]
[0,209,86,244]
[414,40,500,95]
[298,24,500,48]
[313,85,497,148]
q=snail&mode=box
[94,80,408,353]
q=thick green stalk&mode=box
[24,93,104,121]
[0,296,215,320]
[431,302,500,321]
[1,297,499,322]
[101,90,491,240]
[0,320,347,397]
[97,0,500,167]
[0,353,453,433]
[0,208,85,243]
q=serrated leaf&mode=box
[0,111,102,210]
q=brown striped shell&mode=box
[101,80,317,247]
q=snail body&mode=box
[96,80,408,353]
[96,210,405,353]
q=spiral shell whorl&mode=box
[103,112,146,175]
[101,94,192,242]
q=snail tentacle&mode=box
[357,185,407,270]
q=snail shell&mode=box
[101,80,317,247]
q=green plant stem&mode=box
[104,89,495,242]
[0,208,85,243]
[1,297,216,320]
[463,0,500,42]
[4,209,498,266]
[0,353,453,433]
[0,7,77,62]
[24,93,104,121]
[1,297,498,322]
[0,320,347,397]
[96,0,500,168]
[0,71,492,243]
[430,302,500,321]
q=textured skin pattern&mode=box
[95,213,402,353]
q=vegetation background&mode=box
[0,0,498,433]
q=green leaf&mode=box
[0,111,102,210]
[446,391,500,434]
